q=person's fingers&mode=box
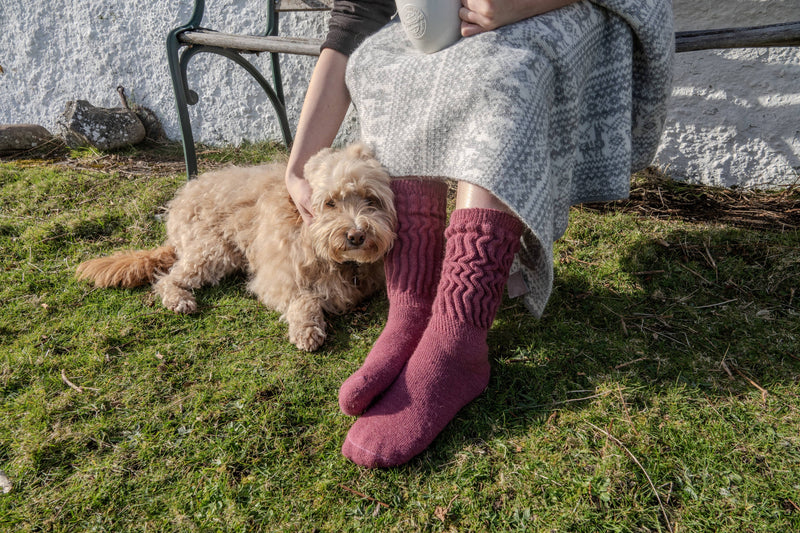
[460,21,486,37]
[459,7,476,23]
[285,173,316,225]
[460,0,486,15]
[293,192,315,225]
[459,1,501,34]
[299,204,314,225]
[460,4,490,37]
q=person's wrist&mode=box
[285,169,304,186]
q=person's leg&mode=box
[454,181,514,212]
[342,182,523,467]
[338,178,448,416]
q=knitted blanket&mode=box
[346,0,674,316]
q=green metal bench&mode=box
[166,0,332,178]
[166,0,800,178]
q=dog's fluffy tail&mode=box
[76,246,177,288]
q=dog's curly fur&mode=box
[76,143,397,351]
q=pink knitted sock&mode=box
[341,208,523,467]
[338,179,448,416]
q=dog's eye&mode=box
[366,197,381,208]
[325,200,336,208]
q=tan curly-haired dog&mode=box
[76,143,397,351]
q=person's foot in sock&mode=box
[341,208,523,467]
[338,179,448,416]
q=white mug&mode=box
[396,0,462,53]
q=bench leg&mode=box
[270,52,286,114]
[167,39,294,180]
[166,30,199,179]
[181,46,294,149]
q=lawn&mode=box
[1,142,799,531]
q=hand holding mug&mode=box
[460,0,580,36]
[396,0,462,53]
[396,0,579,53]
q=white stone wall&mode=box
[1,0,798,188]
[0,0,327,147]
[660,0,800,188]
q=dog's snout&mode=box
[347,229,365,247]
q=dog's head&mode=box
[303,143,397,264]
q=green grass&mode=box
[1,144,799,531]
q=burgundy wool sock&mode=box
[338,179,448,416]
[341,207,523,467]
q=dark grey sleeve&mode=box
[322,0,396,56]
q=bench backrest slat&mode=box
[675,21,800,53]
[276,0,333,11]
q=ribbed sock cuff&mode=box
[436,208,524,328]
[385,179,448,299]
[390,179,448,220]
[446,207,524,239]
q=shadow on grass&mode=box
[413,220,799,470]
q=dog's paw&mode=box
[157,284,198,314]
[289,323,326,352]
[162,295,197,314]
[171,300,198,314]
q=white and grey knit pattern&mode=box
[346,0,673,317]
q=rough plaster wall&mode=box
[0,0,326,148]
[0,0,798,188]
[659,0,800,188]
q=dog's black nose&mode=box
[347,229,365,247]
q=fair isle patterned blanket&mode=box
[346,0,674,317]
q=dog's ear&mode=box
[345,143,375,161]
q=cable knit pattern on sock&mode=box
[342,208,523,467]
[338,179,448,416]
[435,211,522,329]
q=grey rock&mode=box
[58,100,145,150]
[133,105,168,143]
[0,124,55,154]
